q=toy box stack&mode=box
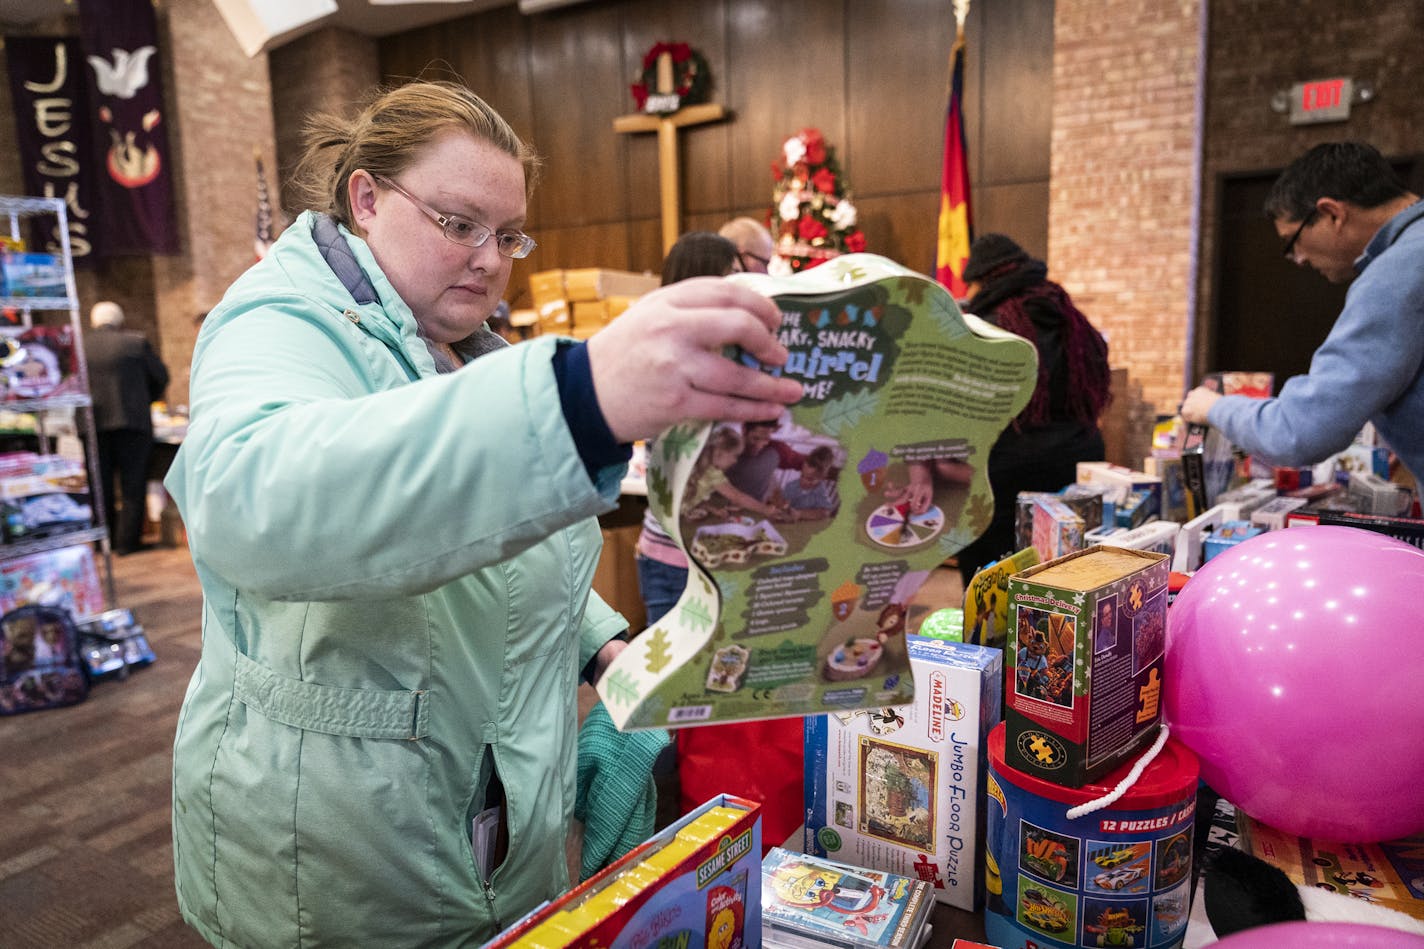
[804,635,1002,911]
[485,794,761,948]
[1003,546,1169,787]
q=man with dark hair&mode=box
[1182,142,1423,482]
[723,418,804,502]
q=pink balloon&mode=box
[1165,525,1424,842]
[1210,921,1424,948]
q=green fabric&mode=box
[575,701,669,881]
[165,212,630,947]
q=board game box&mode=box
[485,795,762,948]
[1004,545,1169,787]
[597,254,1037,731]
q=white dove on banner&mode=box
[86,46,157,99]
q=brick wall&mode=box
[268,28,380,219]
[149,0,279,409]
[1051,0,1204,468]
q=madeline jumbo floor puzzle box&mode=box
[804,635,1002,911]
[597,254,1037,731]
[485,795,762,948]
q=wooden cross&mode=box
[613,51,726,254]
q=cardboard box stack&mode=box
[527,267,658,339]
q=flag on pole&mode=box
[255,150,275,261]
[934,21,973,298]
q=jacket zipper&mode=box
[480,878,501,932]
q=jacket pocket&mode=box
[233,649,429,739]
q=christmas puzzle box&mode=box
[597,254,1037,731]
[1004,545,1169,787]
[804,635,1003,911]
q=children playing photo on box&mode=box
[683,425,787,523]
[769,443,841,520]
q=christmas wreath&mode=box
[769,127,867,272]
[629,41,711,115]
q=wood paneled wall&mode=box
[376,0,1055,308]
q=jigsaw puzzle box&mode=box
[1004,546,1169,787]
[804,635,1003,911]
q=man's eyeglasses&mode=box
[1281,208,1318,261]
[738,251,771,274]
[373,174,536,259]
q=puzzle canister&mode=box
[985,722,1199,949]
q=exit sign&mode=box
[1289,77,1353,124]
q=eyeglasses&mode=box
[1281,208,1318,261]
[738,251,772,273]
[373,174,536,259]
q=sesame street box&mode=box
[804,635,1003,911]
[597,254,1038,731]
[485,795,762,948]
[1004,546,1169,787]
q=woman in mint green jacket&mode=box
[165,81,800,948]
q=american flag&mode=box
[255,150,275,261]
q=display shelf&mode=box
[0,527,108,559]
[1,393,92,413]
[0,194,116,608]
[1,295,72,311]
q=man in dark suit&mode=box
[85,301,169,554]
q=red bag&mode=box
[677,718,803,856]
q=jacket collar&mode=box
[1356,197,1424,274]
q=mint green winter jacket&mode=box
[166,212,628,947]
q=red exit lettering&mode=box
[1302,79,1345,111]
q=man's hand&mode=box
[585,279,804,443]
[1180,386,1222,425]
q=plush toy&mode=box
[1203,847,1424,940]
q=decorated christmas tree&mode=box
[769,127,867,272]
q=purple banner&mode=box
[4,37,101,264]
[77,0,179,254]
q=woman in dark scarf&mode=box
[954,233,1112,587]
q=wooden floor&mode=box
[0,546,966,948]
[0,545,208,948]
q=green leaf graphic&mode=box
[679,596,716,632]
[931,291,969,338]
[966,492,994,533]
[644,628,674,673]
[602,669,640,705]
[647,465,672,513]
[659,424,703,461]
[820,388,879,436]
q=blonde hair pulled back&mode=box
[290,80,541,230]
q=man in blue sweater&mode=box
[1181,142,1423,485]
